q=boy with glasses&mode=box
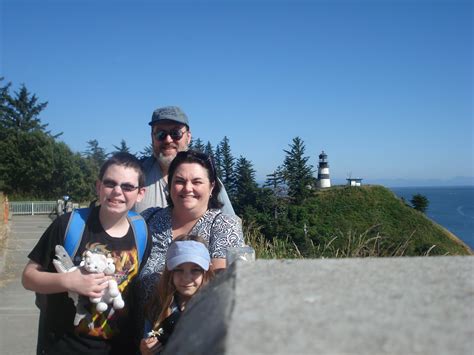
[135,106,235,215]
[22,153,152,354]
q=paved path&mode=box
[0,215,51,355]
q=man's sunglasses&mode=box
[153,129,187,141]
[102,179,140,192]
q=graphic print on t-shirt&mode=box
[75,242,139,339]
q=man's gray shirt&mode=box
[135,156,236,215]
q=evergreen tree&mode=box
[50,142,95,201]
[83,139,107,188]
[233,156,258,215]
[1,84,49,134]
[264,165,285,194]
[218,136,235,198]
[84,139,107,167]
[0,80,58,197]
[0,130,55,197]
[214,144,223,179]
[264,165,286,219]
[411,194,429,213]
[283,137,314,202]
[112,139,131,154]
[0,77,12,126]
[204,141,214,158]
[192,138,206,153]
[139,143,153,159]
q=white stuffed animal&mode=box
[80,250,125,313]
[53,245,86,325]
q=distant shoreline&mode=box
[390,186,474,251]
[387,185,474,189]
[429,218,473,255]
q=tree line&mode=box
[0,78,316,207]
[1,78,432,250]
[0,78,141,201]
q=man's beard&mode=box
[157,153,175,169]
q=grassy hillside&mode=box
[309,185,471,255]
[247,185,471,257]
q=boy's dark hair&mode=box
[166,150,222,209]
[98,152,145,187]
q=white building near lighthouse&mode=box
[317,151,331,188]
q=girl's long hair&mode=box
[145,234,215,331]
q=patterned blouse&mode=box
[138,207,244,304]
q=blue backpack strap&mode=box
[127,210,148,266]
[64,208,91,257]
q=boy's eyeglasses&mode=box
[154,129,186,141]
[102,179,140,192]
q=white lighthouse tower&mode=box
[317,150,331,188]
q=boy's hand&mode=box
[64,269,111,298]
[140,337,162,355]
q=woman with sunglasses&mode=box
[137,149,244,313]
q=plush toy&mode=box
[53,246,124,327]
[80,250,125,312]
[53,245,86,325]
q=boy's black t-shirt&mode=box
[28,207,151,355]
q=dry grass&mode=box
[244,221,435,259]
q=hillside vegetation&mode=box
[247,185,471,258]
[2,79,469,257]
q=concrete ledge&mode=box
[164,257,473,355]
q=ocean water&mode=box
[390,186,474,250]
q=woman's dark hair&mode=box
[98,152,145,188]
[166,150,222,209]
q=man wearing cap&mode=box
[135,106,235,215]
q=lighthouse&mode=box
[317,151,331,188]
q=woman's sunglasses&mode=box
[176,150,217,181]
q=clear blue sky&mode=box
[1,0,472,186]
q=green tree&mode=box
[76,155,99,202]
[0,79,98,201]
[0,130,55,197]
[49,142,95,202]
[264,165,285,193]
[263,165,286,219]
[139,143,153,159]
[283,137,314,202]
[233,156,258,215]
[218,136,235,198]
[411,194,429,213]
[112,139,131,154]
[191,138,205,153]
[1,84,50,134]
[204,141,214,157]
[84,139,107,167]
[82,140,107,188]
[214,144,223,179]
[0,77,12,126]
[0,81,60,197]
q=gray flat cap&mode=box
[149,106,189,126]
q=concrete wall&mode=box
[164,257,473,355]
